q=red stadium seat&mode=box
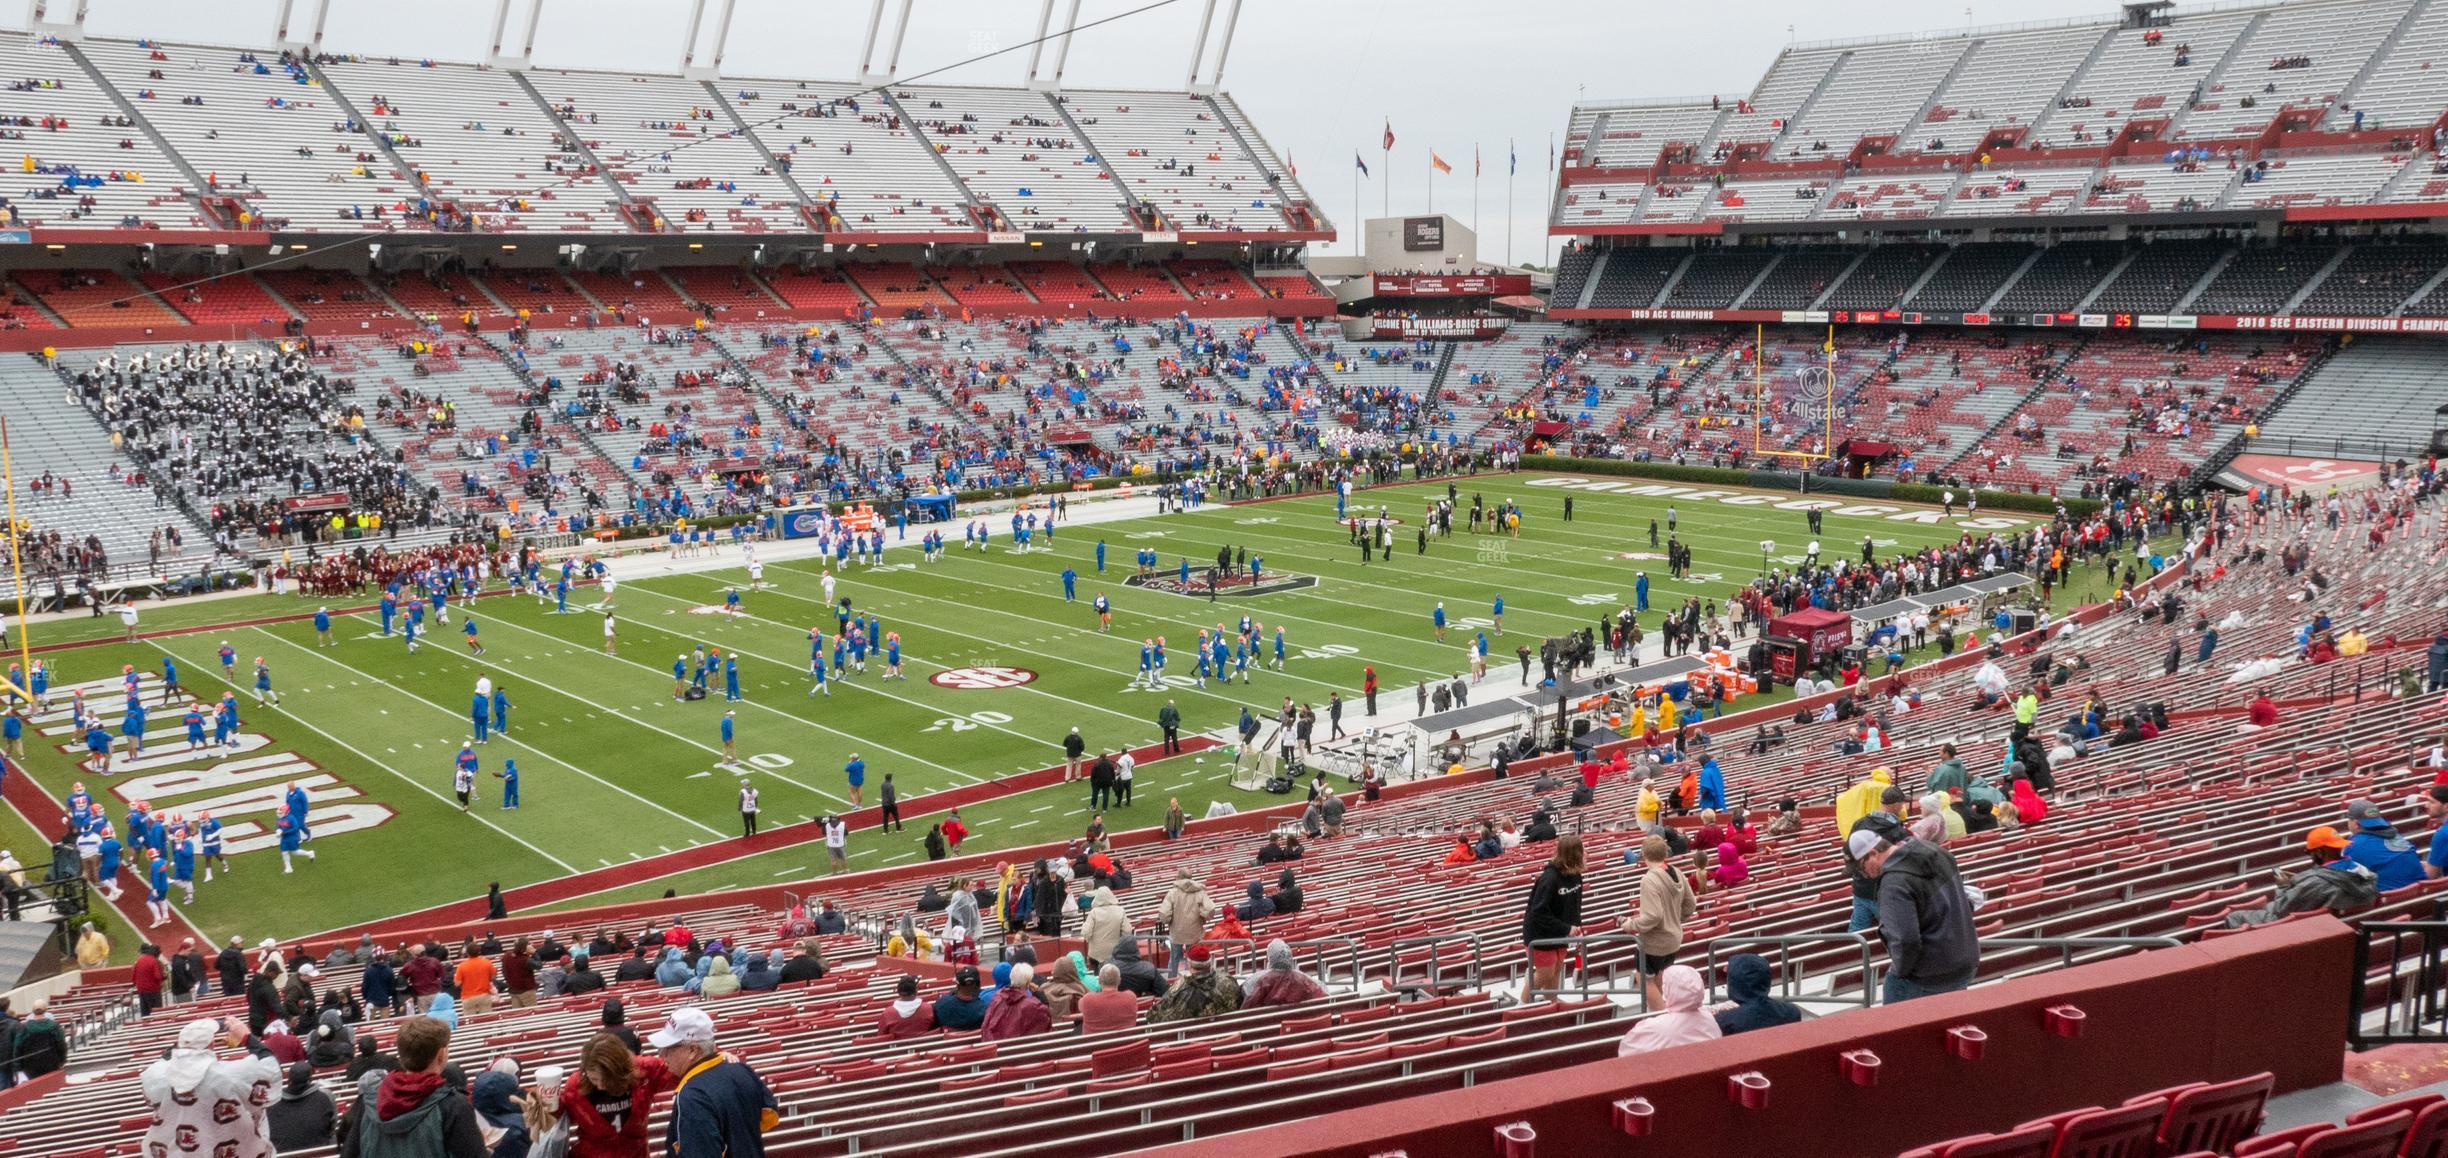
[2153,1072,2275,1156]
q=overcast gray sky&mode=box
[26,0,2117,263]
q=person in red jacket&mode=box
[131,942,166,1016]
[874,975,936,1039]
[943,810,970,852]
[501,938,538,1008]
[400,947,445,1014]
[560,1030,680,1158]
[2248,691,2278,727]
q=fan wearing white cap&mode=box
[648,1007,778,1152]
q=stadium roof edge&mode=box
[73,30,1239,103]
[1784,0,2310,53]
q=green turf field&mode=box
[2,472,2121,953]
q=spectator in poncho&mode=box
[1240,939,1326,1008]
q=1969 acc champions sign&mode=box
[929,666,1039,690]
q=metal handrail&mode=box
[1703,932,1881,1011]
[1381,931,1486,992]
[1524,933,1653,1005]
[1977,935,2184,967]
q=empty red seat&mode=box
[2049,1102,2165,1158]
[1328,1044,1392,1069]
[1090,1039,1151,1077]
[2293,1110,2415,1158]
[1267,1057,1333,1080]
[2153,1072,2275,1156]
[1152,1058,1213,1081]
[1923,1121,2058,1158]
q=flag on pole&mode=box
[1430,152,1453,175]
[1510,140,1517,176]
[1474,145,1481,177]
[1354,151,1369,176]
[1382,121,1396,151]
[1287,153,1297,177]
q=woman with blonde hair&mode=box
[558,1031,678,1158]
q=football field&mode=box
[1,472,2106,955]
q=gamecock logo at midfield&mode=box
[929,666,1039,690]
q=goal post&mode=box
[1749,323,1839,464]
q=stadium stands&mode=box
[1906,26,2095,153]
[1059,91,1300,232]
[1571,102,1723,169]
[312,54,620,232]
[2253,336,2445,455]
[1582,248,1688,310]
[1667,248,1777,308]
[725,81,979,234]
[2183,241,2338,315]
[2291,240,2445,314]
[1734,247,1854,311]
[1821,244,1939,312]
[0,32,204,231]
[902,85,1137,235]
[1905,243,2035,314]
[2321,0,2448,130]
[1559,0,2448,233]
[2086,239,2230,314]
[525,67,807,233]
[73,38,411,231]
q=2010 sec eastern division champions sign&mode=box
[1124,571,1320,599]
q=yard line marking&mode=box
[632,581,1139,736]
[1010,820,1039,830]
[790,558,1443,685]
[259,627,728,839]
[168,645,578,874]
[462,604,949,783]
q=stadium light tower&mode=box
[859,0,918,85]
[488,0,543,68]
[1192,0,1245,94]
[24,0,87,41]
[678,0,744,77]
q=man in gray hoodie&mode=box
[1853,829,1980,1004]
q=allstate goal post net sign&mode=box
[1749,326,1839,463]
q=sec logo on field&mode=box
[929,666,1039,690]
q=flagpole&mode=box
[1472,146,1480,246]
[1382,144,1389,218]
[1506,139,1515,268]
